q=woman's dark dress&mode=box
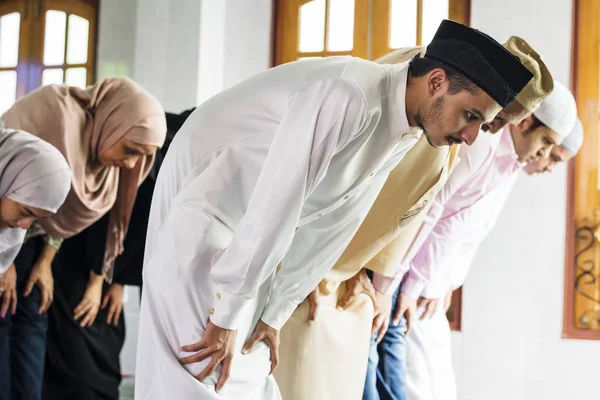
[41,109,194,400]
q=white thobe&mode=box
[406,302,457,400]
[406,168,520,400]
[135,56,421,399]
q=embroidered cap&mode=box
[425,20,534,108]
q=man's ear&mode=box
[516,113,535,131]
[426,69,448,97]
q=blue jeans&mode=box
[0,239,47,400]
[363,285,408,400]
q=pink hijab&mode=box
[2,77,167,281]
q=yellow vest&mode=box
[319,136,460,294]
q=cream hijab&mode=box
[2,77,167,281]
[0,128,71,275]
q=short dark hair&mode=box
[408,54,479,95]
[524,114,546,135]
[529,114,545,130]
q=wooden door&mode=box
[371,0,471,60]
[274,0,369,64]
[0,0,27,113]
[36,0,98,89]
[0,0,98,116]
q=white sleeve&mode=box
[260,174,389,330]
[209,79,368,330]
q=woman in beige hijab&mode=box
[0,77,166,400]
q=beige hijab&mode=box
[2,77,166,281]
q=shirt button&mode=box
[295,227,299,231]
[423,200,428,206]
[317,213,323,218]
[216,293,221,300]
[344,195,350,200]
[210,308,215,315]
[369,172,375,177]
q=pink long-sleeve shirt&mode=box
[372,125,523,299]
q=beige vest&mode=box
[365,146,459,276]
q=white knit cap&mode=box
[561,118,584,154]
[532,81,577,140]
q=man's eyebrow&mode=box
[472,109,485,120]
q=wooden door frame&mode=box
[272,0,298,66]
[563,0,600,341]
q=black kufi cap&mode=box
[425,20,533,108]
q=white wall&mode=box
[96,0,138,80]
[222,0,273,90]
[453,1,600,400]
[196,0,272,104]
[131,0,271,112]
[132,0,203,112]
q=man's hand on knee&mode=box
[392,292,416,335]
[337,269,377,312]
[242,320,280,375]
[179,320,238,392]
[417,297,439,320]
[306,287,319,325]
[371,290,392,342]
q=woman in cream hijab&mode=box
[0,77,166,400]
[0,128,71,318]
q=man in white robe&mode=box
[134,20,533,399]
[405,119,584,400]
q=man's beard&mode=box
[415,96,444,148]
[422,129,436,147]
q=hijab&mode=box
[0,128,71,275]
[2,77,167,281]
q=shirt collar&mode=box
[386,61,421,139]
[496,125,525,173]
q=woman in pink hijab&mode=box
[0,77,166,400]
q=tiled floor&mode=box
[119,377,135,400]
